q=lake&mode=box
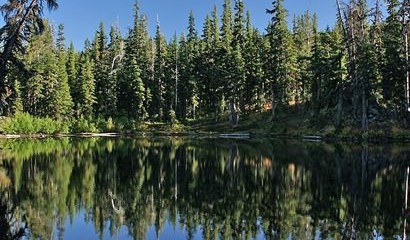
[0,137,408,239]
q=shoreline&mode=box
[1,130,410,144]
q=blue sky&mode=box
[44,0,338,49]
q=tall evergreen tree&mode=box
[221,0,233,52]
[198,7,224,119]
[164,34,179,122]
[243,12,265,110]
[103,24,123,117]
[117,3,148,119]
[381,0,405,115]
[92,22,111,117]
[310,27,346,119]
[54,24,74,119]
[266,0,293,119]
[232,0,246,51]
[22,23,59,117]
[77,54,96,118]
[292,12,317,109]
[66,42,80,115]
[179,11,200,120]
[151,18,167,120]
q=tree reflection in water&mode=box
[0,189,27,239]
[0,138,409,239]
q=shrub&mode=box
[0,113,70,134]
[13,112,35,134]
[72,117,98,133]
[106,117,114,131]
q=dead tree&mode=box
[336,0,370,132]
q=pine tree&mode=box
[381,0,405,115]
[117,3,149,119]
[310,28,345,118]
[221,0,247,123]
[292,12,317,109]
[104,24,123,117]
[151,19,167,120]
[22,23,59,117]
[67,42,80,115]
[198,7,223,119]
[221,0,233,52]
[179,11,200,120]
[232,0,246,51]
[164,34,179,122]
[92,22,112,117]
[128,58,146,120]
[243,12,265,110]
[78,54,96,119]
[54,24,74,119]
[266,0,293,119]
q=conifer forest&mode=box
[1,0,410,135]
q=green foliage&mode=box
[55,24,74,119]
[72,117,98,133]
[2,0,410,136]
[0,0,59,115]
[77,54,96,118]
[106,117,115,131]
[111,116,148,133]
[266,0,295,118]
[169,109,177,126]
[1,113,69,134]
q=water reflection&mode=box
[0,138,409,239]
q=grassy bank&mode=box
[1,111,410,142]
[188,107,410,143]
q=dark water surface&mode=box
[0,137,409,239]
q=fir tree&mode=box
[221,0,233,52]
[292,12,317,108]
[22,23,59,117]
[381,0,405,114]
[179,11,200,120]
[243,12,265,110]
[151,19,167,120]
[117,2,149,119]
[266,0,293,119]
[55,24,74,119]
[67,43,80,115]
[93,22,112,117]
[78,54,96,119]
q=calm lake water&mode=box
[0,137,409,240]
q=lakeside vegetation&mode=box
[1,0,410,139]
[2,109,410,143]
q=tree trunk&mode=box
[336,88,343,127]
[361,82,368,132]
[229,98,238,125]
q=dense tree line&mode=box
[1,0,410,132]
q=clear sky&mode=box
[44,0,338,49]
